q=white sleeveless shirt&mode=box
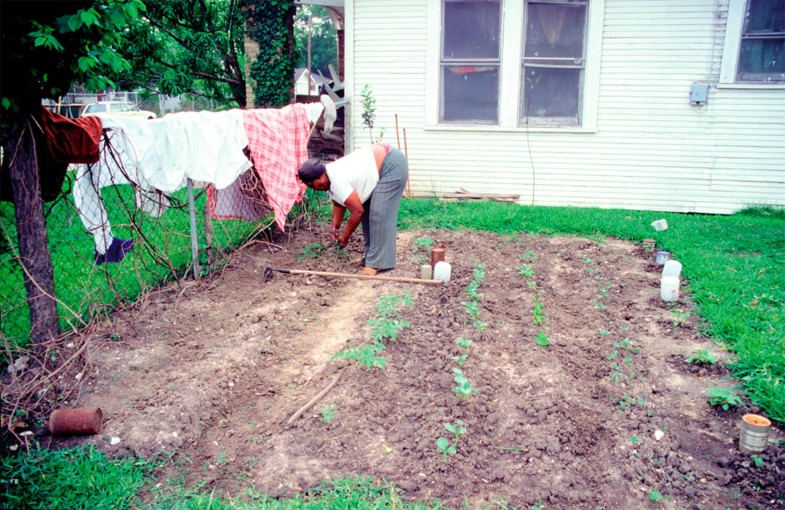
[326,147,379,206]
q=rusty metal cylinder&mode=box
[49,407,103,436]
[430,244,446,269]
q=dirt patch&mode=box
[39,227,784,509]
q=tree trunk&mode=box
[5,115,60,345]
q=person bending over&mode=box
[298,144,409,276]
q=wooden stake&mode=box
[403,127,411,197]
[395,114,401,149]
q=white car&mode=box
[80,101,157,119]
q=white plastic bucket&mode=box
[433,261,451,283]
[660,276,679,302]
[662,260,682,278]
[651,219,668,231]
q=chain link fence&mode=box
[1,99,345,354]
[0,161,308,352]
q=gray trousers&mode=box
[361,147,408,270]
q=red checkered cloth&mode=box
[242,104,310,231]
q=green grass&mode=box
[1,444,158,509]
[1,446,444,509]
[2,198,783,508]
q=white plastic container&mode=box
[651,219,668,231]
[662,260,682,278]
[433,261,451,283]
[660,276,680,302]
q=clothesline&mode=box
[65,103,323,264]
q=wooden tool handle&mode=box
[286,269,443,285]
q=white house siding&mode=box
[346,0,785,214]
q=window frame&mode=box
[520,0,589,127]
[439,0,503,124]
[426,0,604,132]
[720,0,785,87]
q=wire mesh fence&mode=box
[0,162,298,350]
[1,100,340,354]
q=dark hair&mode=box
[298,158,326,184]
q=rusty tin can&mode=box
[430,244,446,269]
[49,407,103,436]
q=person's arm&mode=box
[336,191,364,248]
[331,201,346,242]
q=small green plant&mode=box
[530,500,544,510]
[516,263,535,278]
[374,292,413,318]
[461,300,481,321]
[436,436,456,462]
[299,242,327,260]
[472,263,486,283]
[413,236,435,252]
[453,368,479,400]
[436,420,466,463]
[612,338,638,353]
[452,353,469,366]
[360,84,385,143]
[444,419,466,443]
[535,330,550,350]
[531,297,546,326]
[706,386,744,411]
[630,435,642,445]
[319,404,336,424]
[333,341,387,370]
[455,337,473,350]
[466,280,483,300]
[648,490,663,502]
[472,320,488,333]
[686,349,717,365]
[368,316,410,343]
[368,291,413,343]
[521,250,538,262]
[671,308,693,327]
[751,454,764,467]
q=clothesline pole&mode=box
[187,178,201,279]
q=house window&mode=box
[720,0,785,84]
[428,0,602,129]
[521,0,588,125]
[737,0,785,82]
[440,0,501,123]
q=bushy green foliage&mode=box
[244,0,298,107]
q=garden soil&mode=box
[40,227,785,509]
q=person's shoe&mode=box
[360,267,378,276]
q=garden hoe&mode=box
[264,267,443,285]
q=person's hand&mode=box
[330,225,340,241]
[336,234,349,248]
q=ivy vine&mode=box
[241,0,297,108]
